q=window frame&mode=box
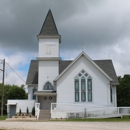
[75,77,79,102]
[81,77,86,102]
[74,70,93,103]
[87,77,92,102]
[32,87,37,100]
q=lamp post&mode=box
[0,59,5,116]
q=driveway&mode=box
[0,121,130,130]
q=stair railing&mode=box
[35,103,40,120]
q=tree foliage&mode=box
[0,84,28,114]
[117,75,130,106]
[7,85,27,99]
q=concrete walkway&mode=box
[0,121,130,130]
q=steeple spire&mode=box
[38,9,61,42]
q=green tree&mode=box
[7,85,27,99]
[117,75,130,106]
[0,84,28,114]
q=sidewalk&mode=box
[0,121,130,130]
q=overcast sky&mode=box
[0,0,130,86]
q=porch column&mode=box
[36,96,38,103]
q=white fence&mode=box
[118,107,130,115]
[51,103,130,119]
[35,103,40,120]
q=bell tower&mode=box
[37,10,61,91]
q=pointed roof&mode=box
[38,9,61,42]
[54,51,113,82]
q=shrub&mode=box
[19,109,21,116]
[26,107,29,115]
[32,107,35,116]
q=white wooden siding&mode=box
[28,85,38,100]
[57,55,111,106]
[38,39,59,57]
[38,61,59,91]
[7,100,35,113]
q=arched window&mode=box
[110,87,113,102]
[81,77,86,102]
[87,76,92,102]
[43,82,53,90]
[75,76,79,102]
[74,70,92,102]
[33,87,37,100]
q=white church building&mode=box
[7,10,120,119]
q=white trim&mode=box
[7,103,17,105]
[37,57,61,61]
[27,84,38,85]
[34,93,57,96]
[54,51,113,81]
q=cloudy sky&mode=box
[0,0,130,86]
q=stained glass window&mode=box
[75,77,79,102]
[75,92,79,102]
[78,73,82,77]
[87,77,92,101]
[81,92,86,101]
[85,73,88,77]
[81,77,85,91]
[81,77,86,102]
[110,87,113,102]
[81,70,85,74]
[88,92,92,101]
[43,82,53,90]
[74,70,92,102]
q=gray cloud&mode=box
[0,0,130,77]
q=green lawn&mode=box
[0,115,7,121]
[51,116,130,122]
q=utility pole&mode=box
[0,59,5,116]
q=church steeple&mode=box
[38,9,61,42]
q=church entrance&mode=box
[38,96,56,110]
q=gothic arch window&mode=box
[81,77,86,102]
[43,82,53,90]
[87,76,92,102]
[33,87,37,100]
[74,70,92,102]
[75,76,79,102]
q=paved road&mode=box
[0,121,130,130]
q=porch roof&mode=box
[34,91,57,96]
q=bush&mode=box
[19,109,21,116]
[32,107,35,116]
[26,107,29,115]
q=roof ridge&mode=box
[94,59,112,61]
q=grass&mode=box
[0,115,7,121]
[51,116,130,122]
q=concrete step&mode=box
[39,109,51,120]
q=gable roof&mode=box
[54,51,113,82]
[38,9,61,38]
[94,60,119,85]
[26,56,119,85]
[26,60,38,85]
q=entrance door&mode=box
[9,105,16,118]
[39,96,56,109]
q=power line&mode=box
[6,62,26,83]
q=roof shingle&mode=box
[26,60,119,85]
[38,9,60,37]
